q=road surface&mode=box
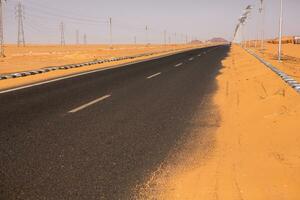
[0,45,229,199]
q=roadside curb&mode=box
[0,47,198,81]
[243,47,300,94]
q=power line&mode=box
[5,0,196,45]
[24,3,108,24]
[24,0,108,23]
[16,0,25,47]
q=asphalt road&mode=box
[0,45,229,199]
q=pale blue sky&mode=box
[3,0,300,44]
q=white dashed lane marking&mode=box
[174,63,183,67]
[68,94,111,113]
[147,72,162,79]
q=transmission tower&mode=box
[109,17,112,48]
[16,0,25,47]
[76,29,79,44]
[0,0,6,57]
[60,22,65,46]
[83,33,87,45]
[145,25,149,45]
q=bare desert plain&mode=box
[0,44,197,74]
[250,43,300,82]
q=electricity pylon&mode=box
[109,17,112,48]
[83,33,87,45]
[16,0,25,47]
[76,29,79,44]
[60,22,65,46]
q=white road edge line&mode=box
[147,72,161,79]
[174,63,183,67]
[68,94,111,113]
[189,57,194,61]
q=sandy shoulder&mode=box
[134,45,300,199]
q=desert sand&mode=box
[0,44,196,75]
[250,43,300,82]
[135,45,300,199]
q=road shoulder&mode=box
[134,45,300,199]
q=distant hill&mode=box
[190,40,203,44]
[208,37,228,43]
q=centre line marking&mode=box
[147,72,161,79]
[68,94,111,113]
[174,63,183,67]
[189,57,194,61]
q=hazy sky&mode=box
[4,0,300,44]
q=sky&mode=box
[3,0,300,44]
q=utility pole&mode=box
[145,25,149,45]
[255,11,259,48]
[76,29,79,45]
[174,33,177,44]
[134,36,136,45]
[241,25,244,47]
[16,0,25,47]
[83,33,87,45]
[278,0,283,62]
[0,0,6,57]
[259,0,265,50]
[109,17,112,48]
[163,30,167,46]
[60,22,65,46]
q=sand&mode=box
[0,44,208,91]
[135,45,300,199]
[250,43,300,82]
[0,44,196,75]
